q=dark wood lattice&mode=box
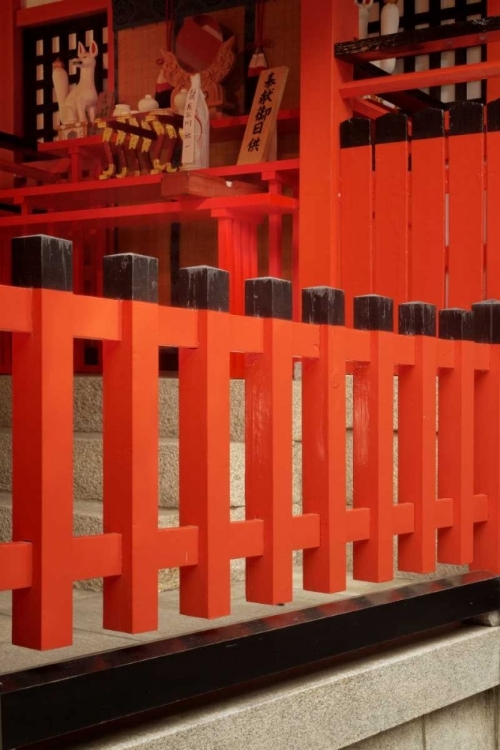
[23,13,109,143]
[368,0,487,103]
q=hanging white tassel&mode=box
[249,47,268,78]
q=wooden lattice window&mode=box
[368,0,487,103]
[23,13,109,143]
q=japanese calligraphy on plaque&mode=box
[238,66,289,165]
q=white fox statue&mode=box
[53,41,99,126]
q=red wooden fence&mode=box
[0,235,499,651]
[340,99,500,325]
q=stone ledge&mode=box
[74,626,500,750]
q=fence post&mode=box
[301,286,348,592]
[102,253,160,634]
[472,300,500,573]
[245,277,295,604]
[438,307,477,565]
[352,294,395,582]
[177,265,232,619]
[11,234,74,650]
[398,302,438,573]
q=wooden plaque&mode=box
[237,66,289,165]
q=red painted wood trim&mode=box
[17,0,108,27]
[298,1,357,295]
[0,0,21,141]
[340,60,500,99]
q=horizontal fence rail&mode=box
[340,98,500,322]
[0,235,500,651]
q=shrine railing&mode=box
[340,98,500,323]
[0,234,500,651]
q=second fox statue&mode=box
[53,41,99,126]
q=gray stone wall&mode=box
[351,691,497,750]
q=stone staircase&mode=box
[0,375,305,591]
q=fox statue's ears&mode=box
[76,40,99,58]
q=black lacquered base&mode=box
[1,571,498,750]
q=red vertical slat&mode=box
[268,180,283,278]
[410,109,447,309]
[11,238,74,650]
[102,255,160,634]
[352,295,396,582]
[472,301,500,574]
[302,291,348,592]
[245,279,295,604]
[179,269,231,619]
[447,102,485,308]
[340,117,373,326]
[302,289,371,592]
[373,113,410,308]
[292,185,300,320]
[485,100,500,299]
[398,304,440,573]
[0,228,13,373]
[438,329,477,565]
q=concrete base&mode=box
[68,626,500,750]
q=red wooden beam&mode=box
[352,97,393,119]
[16,0,108,27]
[0,0,21,190]
[340,60,500,99]
[298,1,358,295]
[0,193,298,229]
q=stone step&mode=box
[0,376,305,442]
[0,374,424,441]
[0,429,304,508]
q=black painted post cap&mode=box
[354,294,393,332]
[412,108,445,141]
[449,101,484,136]
[340,117,371,149]
[375,112,408,144]
[487,98,500,133]
[399,302,436,337]
[245,277,292,321]
[472,300,500,344]
[302,287,345,326]
[103,253,159,303]
[439,308,474,341]
[12,234,73,291]
[177,265,229,312]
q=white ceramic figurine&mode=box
[53,41,99,125]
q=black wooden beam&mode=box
[0,571,498,749]
[0,130,58,161]
[336,16,500,65]
[0,203,21,215]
